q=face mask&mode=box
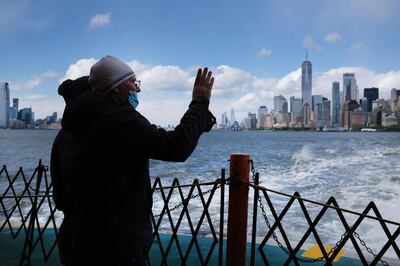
[128,91,139,109]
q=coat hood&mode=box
[58,76,91,104]
[61,91,109,134]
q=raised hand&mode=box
[192,67,214,101]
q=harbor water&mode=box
[1,129,400,258]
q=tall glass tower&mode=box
[0,82,10,128]
[343,73,358,101]
[301,51,312,107]
[331,82,340,127]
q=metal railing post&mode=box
[219,168,225,266]
[227,154,250,266]
[250,172,259,266]
[20,160,43,266]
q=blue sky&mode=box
[1,0,399,125]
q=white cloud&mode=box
[212,65,254,97]
[352,42,365,49]
[138,100,189,127]
[257,48,272,57]
[60,58,97,82]
[303,36,321,51]
[22,94,47,100]
[89,13,111,29]
[11,71,59,91]
[324,32,342,43]
[54,57,400,125]
[138,65,192,91]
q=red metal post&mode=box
[227,154,250,266]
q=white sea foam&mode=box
[291,145,315,164]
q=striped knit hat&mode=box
[88,55,135,93]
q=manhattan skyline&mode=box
[0,0,399,126]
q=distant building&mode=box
[373,99,391,113]
[0,82,10,128]
[339,90,344,113]
[290,96,303,125]
[301,52,312,107]
[220,112,228,129]
[382,113,399,127]
[46,112,58,124]
[315,98,331,128]
[18,108,34,127]
[289,96,295,114]
[257,106,268,129]
[341,100,363,128]
[9,119,25,129]
[303,103,311,126]
[350,110,366,128]
[364,88,379,112]
[9,98,19,120]
[361,98,369,125]
[274,95,289,124]
[331,82,340,127]
[13,98,18,110]
[265,113,273,128]
[230,109,236,126]
[312,95,323,112]
[390,88,400,112]
[391,88,400,101]
[343,73,358,101]
[244,112,257,130]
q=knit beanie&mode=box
[88,55,135,93]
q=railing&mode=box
[1,155,400,266]
[150,175,225,265]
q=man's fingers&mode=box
[194,68,202,85]
[206,71,212,83]
[201,67,208,79]
[209,77,214,89]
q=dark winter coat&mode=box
[51,89,215,265]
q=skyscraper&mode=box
[0,82,10,128]
[18,107,34,126]
[390,88,400,112]
[221,112,228,128]
[9,98,19,120]
[301,52,312,107]
[274,95,289,124]
[289,96,295,114]
[303,103,311,126]
[332,82,340,127]
[391,88,400,101]
[13,98,19,110]
[274,95,286,113]
[244,112,257,130]
[230,108,236,125]
[257,106,268,129]
[290,97,303,124]
[312,95,323,112]
[364,88,379,112]
[343,73,358,101]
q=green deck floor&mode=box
[0,229,364,265]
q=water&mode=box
[1,129,400,258]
